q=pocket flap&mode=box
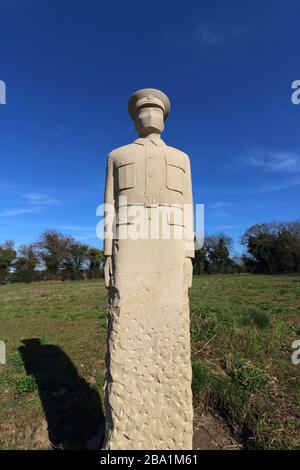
[115,155,137,168]
[165,154,185,171]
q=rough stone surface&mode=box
[103,89,194,450]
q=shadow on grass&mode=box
[19,338,105,449]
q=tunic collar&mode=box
[134,137,166,146]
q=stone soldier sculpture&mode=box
[103,88,194,450]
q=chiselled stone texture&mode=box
[103,237,193,450]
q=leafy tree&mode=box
[193,246,207,275]
[241,223,276,274]
[206,234,233,274]
[193,234,233,274]
[14,244,39,283]
[37,231,71,278]
[0,240,16,283]
[230,254,246,273]
[241,221,300,274]
[87,247,104,278]
[63,241,89,280]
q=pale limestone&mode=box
[0,340,6,365]
[103,89,194,450]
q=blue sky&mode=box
[0,0,299,254]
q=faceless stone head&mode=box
[128,88,170,136]
[135,106,164,135]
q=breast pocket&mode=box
[165,155,185,194]
[116,161,136,191]
[167,206,185,227]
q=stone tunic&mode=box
[103,137,194,450]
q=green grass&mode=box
[0,275,299,449]
[190,274,300,449]
[15,375,38,394]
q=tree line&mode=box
[0,231,104,283]
[0,220,300,283]
[194,220,300,275]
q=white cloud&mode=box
[207,201,238,219]
[24,193,59,206]
[238,150,300,173]
[212,210,231,219]
[0,191,59,218]
[0,207,40,217]
[209,201,237,209]
[210,223,246,231]
[53,225,94,232]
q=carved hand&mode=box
[185,257,193,288]
[104,256,112,289]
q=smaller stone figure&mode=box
[0,340,6,365]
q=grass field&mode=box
[0,275,299,449]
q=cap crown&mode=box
[128,88,170,120]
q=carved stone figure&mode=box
[103,88,194,450]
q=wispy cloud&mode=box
[6,134,53,167]
[207,200,238,219]
[24,193,60,206]
[194,23,245,45]
[51,225,97,242]
[51,122,69,136]
[169,17,280,65]
[52,224,94,232]
[209,201,237,209]
[211,210,231,219]
[210,223,246,231]
[0,186,60,219]
[0,207,40,217]
[23,145,53,167]
[206,178,300,197]
[238,150,300,173]
[251,179,300,194]
[52,122,68,133]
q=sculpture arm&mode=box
[184,156,195,259]
[104,153,115,257]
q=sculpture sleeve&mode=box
[104,153,115,256]
[184,157,195,258]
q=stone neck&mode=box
[137,132,162,142]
